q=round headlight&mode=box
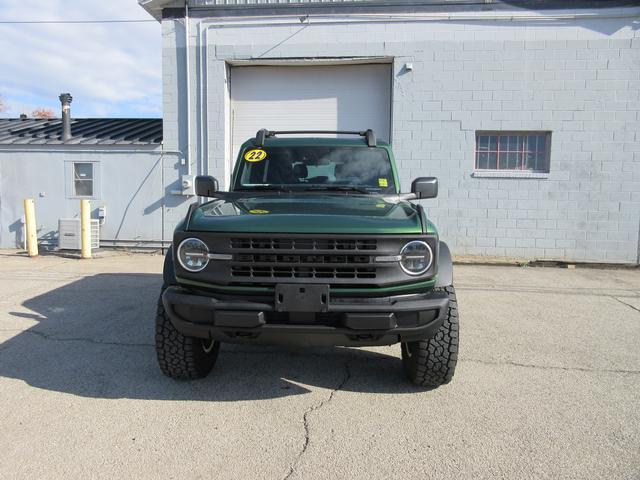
[399,241,433,276]
[177,238,209,272]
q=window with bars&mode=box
[475,132,551,173]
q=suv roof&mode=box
[242,128,389,149]
[243,137,390,148]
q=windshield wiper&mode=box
[305,185,372,194]
[237,185,292,193]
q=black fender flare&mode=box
[163,247,177,287]
[435,241,453,288]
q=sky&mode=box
[0,0,161,118]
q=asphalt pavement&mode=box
[0,250,638,479]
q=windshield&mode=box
[234,146,396,194]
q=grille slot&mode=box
[230,238,377,251]
[231,266,377,280]
[234,254,371,265]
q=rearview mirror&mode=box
[195,176,219,197]
[411,177,438,199]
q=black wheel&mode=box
[401,285,459,387]
[155,292,220,380]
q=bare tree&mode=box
[31,108,56,119]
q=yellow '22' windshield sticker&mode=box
[378,178,388,188]
[244,149,267,162]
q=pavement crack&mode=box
[612,297,640,314]
[283,356,352,480]
[463,358,640,375]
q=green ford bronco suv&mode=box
[156,129,459,387]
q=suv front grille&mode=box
[175,233,437,288]
[229,237,378,280]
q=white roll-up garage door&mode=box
[229,63,392,160]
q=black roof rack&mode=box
[254,129,377,147]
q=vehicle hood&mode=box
[187,194,425,234]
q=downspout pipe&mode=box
[59,93,73,141]
[184,3,192,176]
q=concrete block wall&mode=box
[161,8,640,263]
[390,35,640,264]
[161,20,198,242]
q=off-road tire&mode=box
[155,292,220,380]
[401,285,459,387]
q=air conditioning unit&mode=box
[58,218,100,250]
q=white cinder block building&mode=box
[140,0,640,264]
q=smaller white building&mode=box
[0,116,171,250]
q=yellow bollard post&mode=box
[23,198,38,257]
[80,199,91,259]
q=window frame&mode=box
[66,160,100,199]
[474,131,552,175]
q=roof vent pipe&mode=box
[59,93,72,141]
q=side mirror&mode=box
[195,175,219,197]
[411,177,438,199]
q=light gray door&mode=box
[230,63,392,160]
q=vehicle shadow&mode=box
[0,273,422,401]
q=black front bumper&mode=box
[162,286,449,347]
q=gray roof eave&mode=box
[138,0,184,21]
[160,0,640,19]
